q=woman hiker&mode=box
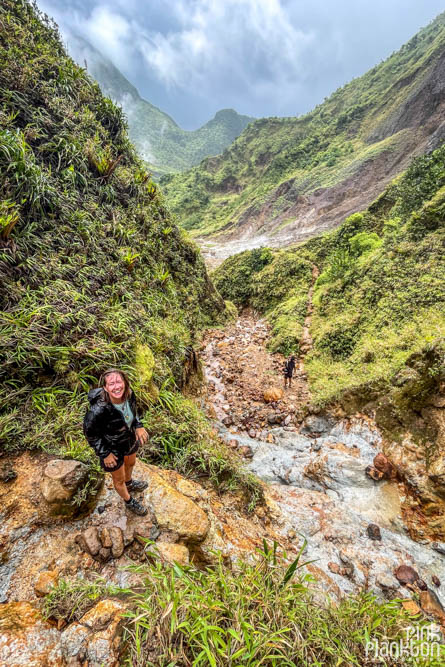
[283,355,296,389]
[83,368,149,515]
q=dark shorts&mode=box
[99,440,140,473]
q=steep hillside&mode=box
[213,142,445,439]
[68,35,254,176]
[0,0,260,496]
[163,12,445,250]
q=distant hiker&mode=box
[283,355,296,389]
[83,368,149,515]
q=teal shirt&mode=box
[113,399,134,426]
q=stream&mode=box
[202,314,445,604]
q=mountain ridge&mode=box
[162,11,445,252]
[67,34,254,175]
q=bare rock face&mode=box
[428,457,445,491]
[263,387,284,403]
[0,601,63,665]
[144,466,210,543]
[40,459,92,516]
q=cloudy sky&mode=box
[36,0,444,129]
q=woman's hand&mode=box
[135,427,148,446]
[104,452,118,468]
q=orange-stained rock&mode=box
[0,601,62,666]
[144,466,209,542]
[419,589,445,624]
[150,542,190,565]
[263,387,284,403]
[79,599,126,632]
[34,569,58,597]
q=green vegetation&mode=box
[0,0,262,501]
[163,12,445,238]
[213,247,313,356]
[214,144,445,426]
[44,545,441,666]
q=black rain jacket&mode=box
[83,388,143,459]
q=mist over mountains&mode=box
[66,34,254,175]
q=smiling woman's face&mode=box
[104,372,125,402]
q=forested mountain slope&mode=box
[68,35,254,176]
[164,12,445,247]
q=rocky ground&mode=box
[202,310,312,439]
[2,311,445,664]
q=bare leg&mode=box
[124,453,137,484]
[111,465,130,501]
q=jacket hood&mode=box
[87,387,105,405]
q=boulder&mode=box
[419,589,445,623]
[60,599,126,667]
[144,467,209,543]
[263,387,284,403]
[394,565,420,586]
[365,466,384,481]
[0,601,62,665]
[34,570,58,597]
[150,542,190,565]
[77,527,101,557]
[373,453,396,479]
[40,459,96,515]
[41,459,89,503]
[239,445,253,459]
[109,527,124,559]
[366,524,382,541]
[99,527,112,548]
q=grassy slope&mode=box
[213,144,445,432]
[0,0,261,502]
[69,35,254,176]
[163,12,445,237]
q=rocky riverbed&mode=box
[1,313,445,664]
[202,313,445,617]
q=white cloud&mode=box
[137,0,315,96]
[34,0,445,127]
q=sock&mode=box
[125,496,133,504]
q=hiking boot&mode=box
[125,496,148,516]
[126,478,148,492]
